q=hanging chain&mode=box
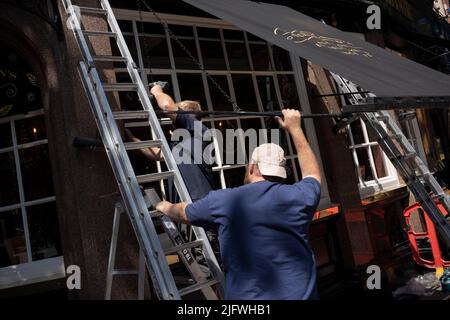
[137,0,155,83]
[139,0,241,111]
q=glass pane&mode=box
[15,115,46,145]
[249,43,272,71]
[240,118,263,131]
[0,152,19,207]
[170,25,199,70]
[224,167,246,188]
[272,45,292,71]
[239,118,263,160]
[256,76,279,111]
[136,21,165,35]
[26,201,62,261]
[232,74,259,111]
[212,171,222,189]
[356,148,375,182]
[118,20,133,33]
[371,145,387,178]
[177,74,207,108]
[214,120,239,165]
[349,119,365,145]
[140,36,171,69]
[0,209,27,267]
[111,36,138,67]
[277,75,300,109]
[225,42,250,71]
[208,75,233,111]
[20,144,54,201]
[223,30,250,70]
[0,122,12,148]
[197,27,226,70]
[223,29,245,41]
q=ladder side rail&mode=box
[378,111,450,213]
[63,0,95,66]
[78,61,181,300]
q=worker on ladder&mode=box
[125,82,220,256]
[156,109,322,300]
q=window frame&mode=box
[346,117,402,198]
[0,109,63,289]
[115,9,333,210]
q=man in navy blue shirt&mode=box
[126,82,215,202]
[126,83,221,257]
[156,109,322,300]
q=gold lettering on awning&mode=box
[274,27,373,58]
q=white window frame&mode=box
[114,9,333,210]
[0,109,64,289]
[347,117,401,199]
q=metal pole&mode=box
[154,110,344,118]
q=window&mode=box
[0,47,63,288]
[114,13,331,209]
[347,117,401,198]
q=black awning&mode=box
[183,0,450,99]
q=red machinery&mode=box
[404,201,450,270]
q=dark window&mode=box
[20,144,54,202]
[177,74,206,107]
[0,152,19,207]
[140,36,171,69]
[224,167,246,188]
[0,209,27,267]
[278,74,299,109]
[249,42,272,71]
[27,202,62,261]
[256,76,279,111]
[15,115,47,145]
[208,75,233,111]
[223,30,250,71]
[232,74,258,111]
[198,27,226,70]
[170,25,200,70]
[0,122,12,148]
[272,45,293,71]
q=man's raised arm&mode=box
[276,109,321,184]
[150,83,178,122]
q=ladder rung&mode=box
[375,115,389,122]
[103,83,139,91]
[164,240,204,255]
[111,269,139,276]
[389,134,403,140]
[93,55,128,63]
[123,119,173,128]
[179,279,219,297]
[124,140,162,150]
[83,30,117,38]
[79,7,108,15]
[402,152,417,159]
[113,111,151,120]
[136,171,175,184]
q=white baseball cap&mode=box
[250,143,287,179]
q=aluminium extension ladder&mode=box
[331,73,450,250]
[62,0,223,300]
